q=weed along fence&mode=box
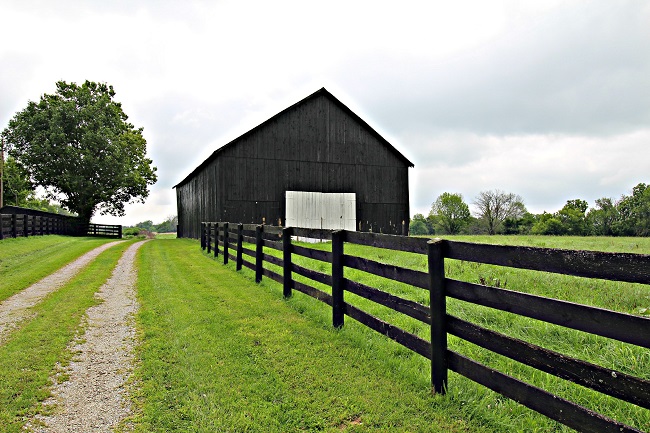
[0,206,122,239]
[200,222,650,433]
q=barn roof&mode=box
[173,88,414,189]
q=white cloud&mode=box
[2,0,649,226]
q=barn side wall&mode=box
[176,94,410,238]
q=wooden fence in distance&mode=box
[201,222,650,433]
[0,207,122,239]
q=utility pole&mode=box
[0,138,4,209]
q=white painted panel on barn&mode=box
[285,191,356,231]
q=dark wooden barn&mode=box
[174,88,413,238]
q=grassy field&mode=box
[1,235,647,432]
[229,235,650,431]
[0,240,132,433]
[0,235,118,302]
[130,239,489,432]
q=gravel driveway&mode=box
[17,240,148,432]
[0,241,123,344]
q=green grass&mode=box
[0,235,118,302]
[422,234,650,254]
[231,236,650,431]
[0,240,132,433]
[154,233,177,239]
[130,239,490,432]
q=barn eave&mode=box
[172,88,413,190]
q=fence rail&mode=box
[0,207,122,239]
[200,222,650,433]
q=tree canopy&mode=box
[1,80,157,223]
[473,190,526,235]
[415,183,650,237]
[430,192,471,234]
[1,155,34,207]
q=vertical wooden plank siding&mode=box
[174,90,412,239]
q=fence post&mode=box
[118,225,123,239]
[255,225,263,283]
[428,238,448,395]
[332,230,345,328]
[283,226,293,298]
[223,222,229,264]
[0,215,4,240]
[215,223,220,258]
[206,223,212,254]
[14,214,20,237]
[236,223,243,271]
[201,223,205,249]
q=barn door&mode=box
[285,191,356,231]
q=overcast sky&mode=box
[1,0,649,226]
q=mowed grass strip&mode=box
[0,240,132,433]
[131,239,489,433]
[0,235,118,302]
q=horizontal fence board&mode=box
[242,235,256,245]
[292,227,332,240]
[448,352,643,433]
[263,253,283,267]
[446,279,650,349]
[228,253,237,262]
[292,244,332,262]
[241,259,255,271]
[241,224,258,231]
[344,279,431,324]
[263,267,283,284]
[445,241,650,285]
[447,316,650,409]
[241,246,255,258]
[293,280,333,306]
[292,263,332,286]
[263,225,283,235]
[343,255,428,289]
[263,238,283,251]
[345,231,428,254]
[345,303,431,359]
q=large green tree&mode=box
[557,199,590,236]
[616,183,650,236]
[1,155,34,206]
[430,192,471,234]
[1,81,157,223]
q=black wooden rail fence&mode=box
[200,222,650,433]
[0,207,122,239]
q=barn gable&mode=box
[175,88,413,238]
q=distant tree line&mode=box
[129,215,178,234]
[411,182,650,237]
